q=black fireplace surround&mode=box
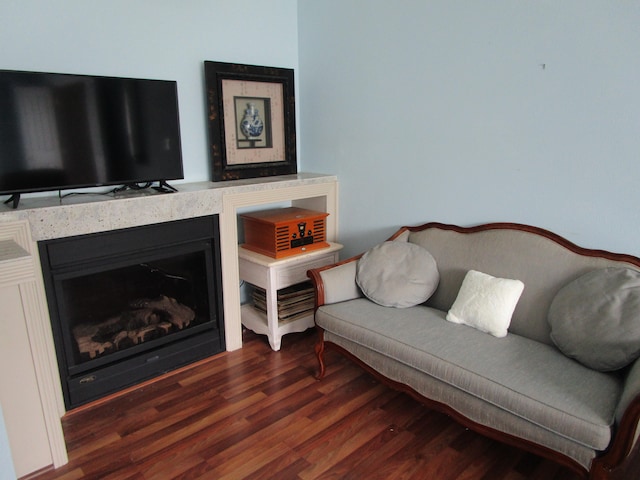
[39,215,225,410]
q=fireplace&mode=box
[38,215,225,410]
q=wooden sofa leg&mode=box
[589,439,640,480]
[315,329,326,380]
[588,463,611,480]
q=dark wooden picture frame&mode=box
[204,61,297,182]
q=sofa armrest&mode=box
[307,257,363,307]
[308,228,409,307]
[592,358,640,476]
[615,359,640,454]
[616,358,640,424]
[308,229,408,379]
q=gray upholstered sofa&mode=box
[307,222,640,479]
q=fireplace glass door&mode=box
[40,216,224,409]
[56,246,213,373]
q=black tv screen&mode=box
[0,70,184,200]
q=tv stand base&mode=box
[152,180,178,193]
[3,194,20,209]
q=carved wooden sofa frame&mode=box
[308,222,640,480]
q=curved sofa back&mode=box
[406,223,640,345]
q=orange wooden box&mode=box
[240,207,329,258]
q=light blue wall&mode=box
[0,0,299,184]
[2,1,639,257]
[298,1,640,258]
[0,406,16,480]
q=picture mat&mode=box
[222,79,285,166]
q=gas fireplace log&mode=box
[113,330,134,351]
[156,321,173,335]
[129,295,195,329]
[122,308,162,331]
[77,338,113,359]
[72,296,196,360]
[73,322,115,359]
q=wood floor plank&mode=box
[288,383,392,457]
[29,329,583,480]
[210,442,295,480]
[297,409,391,479]
[197,400,314,468]
[310,426,416,480]
[66,431,122,462]
[244,455,311,480]
[127,394,264,463]
[136,451,206,480]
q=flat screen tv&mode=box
[0,69,184,207]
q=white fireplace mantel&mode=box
[0,173,338,476]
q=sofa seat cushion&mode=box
[316,299,623,451]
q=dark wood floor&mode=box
[30,329,582,480]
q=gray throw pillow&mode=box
[548,267,640,371]
[356,241,439,308]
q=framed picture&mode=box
[204,61,297,181]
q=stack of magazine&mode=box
[251,281,316,324]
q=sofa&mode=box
[307,222,640,479]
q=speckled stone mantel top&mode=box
[0,171,339,353]
[0,173,337,241]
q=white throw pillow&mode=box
[446,270,524,338]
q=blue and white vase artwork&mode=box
[240,102,264,139]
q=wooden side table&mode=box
[238,242,343,350]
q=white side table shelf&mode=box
[238,242,343,350]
